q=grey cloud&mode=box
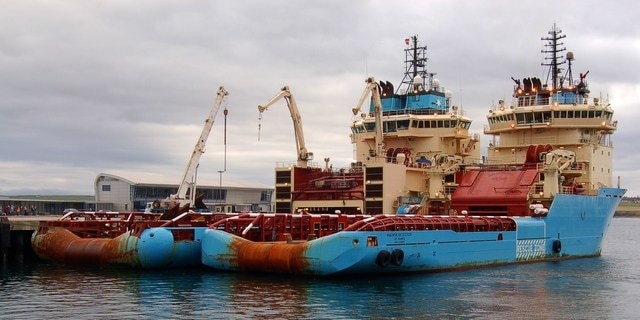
[1,0,639,195]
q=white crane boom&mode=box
[353,77,384,158]
[258,86,312,167]
[173,86,229,205]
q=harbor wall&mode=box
[1,216,55,266]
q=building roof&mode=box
[96,172,273,190]
[0,195,94,202]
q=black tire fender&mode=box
[552,240,562,253]
[390,249,404,266]
[375,250,391,267]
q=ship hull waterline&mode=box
[201,188,625,276]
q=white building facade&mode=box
[95,173,273,212]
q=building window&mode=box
[215,189,227,201]
[203,188,226,201]
[102,185,111,192]
[132,186,176,198]
[261,191,272,203]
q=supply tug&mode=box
[201,26,625,276]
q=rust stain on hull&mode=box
[32,227,135,267]
[228,237,312,274]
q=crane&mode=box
[353,77,385,158]
[171,86,229,207]
[258,86,313,168]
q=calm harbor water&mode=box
[2,218,639,319]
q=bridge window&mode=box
[384,121,397,133]
[364,122,376,132]
[397,120,410,130]
[351,124,366,134]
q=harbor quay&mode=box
[1,215,59,265]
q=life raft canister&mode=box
[552,240,562,253]
[375,250,391,267]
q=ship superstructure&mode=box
[484,24,616,195]
[273,36,480,215]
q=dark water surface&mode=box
[2,218,639,319]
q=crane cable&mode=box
[258,111,262,141]
[222,96,229,172]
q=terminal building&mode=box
[95,172,274,213]
[1,173,274,215]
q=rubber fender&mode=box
[375,250,391,267]
[552,239,562,253]
[390,249,404,266]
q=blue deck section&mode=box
[405,93,447,112]
[379,96,403,112]
[371,92,448,114]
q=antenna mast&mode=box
[541,24,567,90]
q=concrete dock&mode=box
[1,215,59,265]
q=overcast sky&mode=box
[1,0,639,197]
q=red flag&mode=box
[405,38,410,45]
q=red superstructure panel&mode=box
[451,168,539,216]
[290,166,365,202]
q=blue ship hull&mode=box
[32,225,210,268]
[201,188,625,276]
[130,226,209,268]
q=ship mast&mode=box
[541,24,567,90]
[397,35,435,95]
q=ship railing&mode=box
[274,160,322,168]
[484,136,559,148]
[567,162,586,171]
[344,215,517,232]
[209,212,371,242]
[404,162,431,169]
[558,185,590,195]
[364,108,466,118]
[530,184,544,195]
[509,89,590,108]
[58,210,159,222]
